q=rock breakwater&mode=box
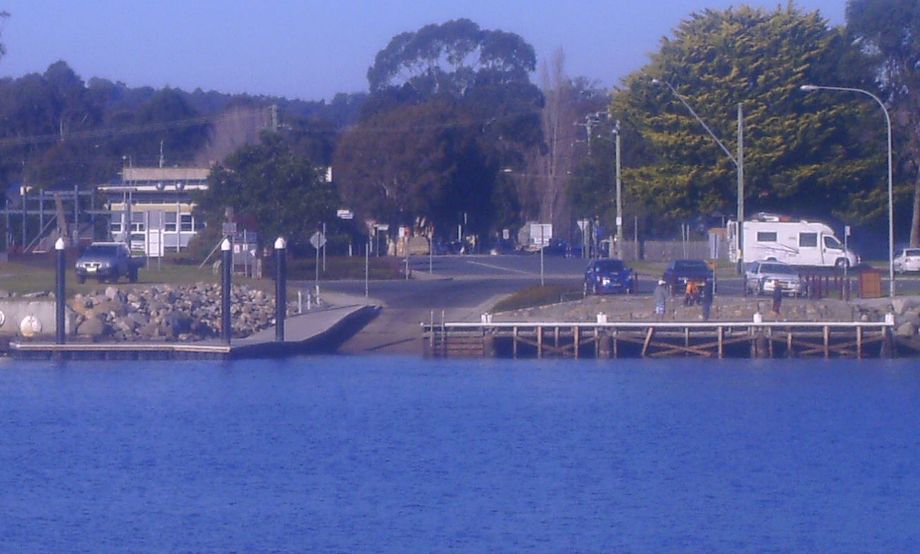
[69,283,283,341]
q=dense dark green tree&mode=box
[607,6,881,236]
[847,0,920,245]
[0,11,8,60]
[367,18,536,97]
[340,20,543,238]
[335,100,497,237]
[195,133,337,248]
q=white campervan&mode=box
[727,213,858,268]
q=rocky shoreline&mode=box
[69,283,284,341]
[492,294,920,338]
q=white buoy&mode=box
[20,315,41,337]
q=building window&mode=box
[180,214,193,232]
[756,231,777,242]
[799,233,817,247]
[165,212,177,232]
[131,217,145,232]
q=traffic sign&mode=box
[310,231,327,250]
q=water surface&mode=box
[1,357,918,551]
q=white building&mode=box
[98,166,209,256]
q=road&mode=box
[304,254,920,355]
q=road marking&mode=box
[465,260,534,275]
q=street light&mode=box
[800,84,895,298]
[652,79,745,274]
[612,120,624,257]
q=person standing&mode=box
[700,279,714,321]
[654,279,668,320]
[772,281,783,315]
[684,280,698,306]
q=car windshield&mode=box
[759,263,796,275]
[595,260,624,272]
[84,245,118,256]
[673,260,708,271]
[905,249,920,257]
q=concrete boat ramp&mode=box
[8,303,379,361]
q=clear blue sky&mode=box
[0,0,846,101]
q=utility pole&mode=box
[270,104,278,132]
[614,120,623,258]
[737,104,744,276]
[158,140,165,168]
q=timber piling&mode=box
[422,321,895,359]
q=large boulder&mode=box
[76,315,107,338]
[897,321,917,337]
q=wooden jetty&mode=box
[7,305,378,361]
[422,320,896,359]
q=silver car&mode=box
[893,248,920,274]
[745,260,804,296]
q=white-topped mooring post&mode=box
[274,237,287,342]
[221,237,232,344]
[55,237,66,344]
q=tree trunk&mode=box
[912,167,920,247]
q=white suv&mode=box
[894,248,920,274]
[745,260,804,296]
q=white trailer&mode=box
[726,214,858,268]
[518,222,553,252]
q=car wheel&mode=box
[835,258,850,270]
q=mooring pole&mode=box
[54,237,66,344]
[274,236,286,342]
[221,237,232,344]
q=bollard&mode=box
[55,237,66,344]
[275,237,287,342]
[298,290,303,314]
[221,237,232,344]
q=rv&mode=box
[518,222,553,252]
[726,214,858,268]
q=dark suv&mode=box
[75,242,144,284]
[662,259,713,294]
[584,259,635,295]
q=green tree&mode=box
[339,20,543,239]
[367,18,536,97]
[195,133,337,247]
[607,6,880,236]
[847,0,920,245]
[0,11,8,60]
[334,99,497,237]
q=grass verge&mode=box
[492,284,583,313]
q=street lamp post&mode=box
[652,79,745,275]
[800,84,895,298]
[613,121,624,257]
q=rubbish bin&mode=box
[858,268,882,299]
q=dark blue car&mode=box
[584,259,636,295]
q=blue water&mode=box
[1,357,919,552]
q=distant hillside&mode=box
[0,61,365,190]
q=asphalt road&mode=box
[304,254,920,355]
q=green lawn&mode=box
[492,284,583,313]
[0,254,404,296]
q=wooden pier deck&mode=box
[8,304,378,361]
[422,321,896,359]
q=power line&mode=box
[0,107,272,149]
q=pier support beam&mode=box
[54,237,66,345]
[274,237,287,342]
[221,237,232,344]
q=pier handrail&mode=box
[422,321,894,330]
